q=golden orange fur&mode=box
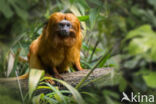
[28,12,83,79]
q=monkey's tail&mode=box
[0,73,29,82]
[0,53,29,82]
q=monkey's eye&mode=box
[58,23,64,27]
[58,20,72,29]
[67,23,70,27]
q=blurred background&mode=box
[0,0,156,104]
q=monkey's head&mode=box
[46,12,81,39]
[44,12,82,47]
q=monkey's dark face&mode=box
[47,12,81,39]
[57,19,72,37]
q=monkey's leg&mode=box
[73,60,83,71]
[29,54,55,84]
[44,73,55,84]
[52,67,64,79]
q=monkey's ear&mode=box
[80,23,84,30]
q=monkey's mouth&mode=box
[57,30,76,38]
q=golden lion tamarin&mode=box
[0,12,83,83]
[28,12,83,79]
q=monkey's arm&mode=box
[29,54,44,69]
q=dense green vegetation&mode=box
[0,0,156,104]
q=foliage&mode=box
[142,70,156,88]
[0,0,156,104]
[125,25,156,62]
[29,70,86,104]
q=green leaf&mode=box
[81,92,96,99]
[103,90,119,99]
[143,71,156,88]
[89,9,99,29]
[0,0,13,18]
[53,78,86,104]
[70,5,82,16]
[32,93,45,104]
[69,0,75,4]
[7,51,15,77]
[98,54,110,67]
[46,83,67,104]
[12,4,28,20]
[119,77,127,92]
[125,25,153,39]
[9,0,28,20]
[78,15,89,21]
[29,69,45,99]
[125,24,156,62]
[77,0,89,8]
[43,96,58,104]
[77,3,85,15]
[89,0,103,6]
[148,0,156,10]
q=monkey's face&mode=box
[47,12,81,39]
[57,19,73,37]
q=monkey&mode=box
[27,12,84,83]
[30,12,83,80]
[0,12,84,83]
[28,12,83,79]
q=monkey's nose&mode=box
[60,29,70,36]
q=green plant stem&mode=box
[76,49,111,89]
[89,40,99,62]
[9,48,21,77]
[15,71,25,104]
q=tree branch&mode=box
[0,68,113,94]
